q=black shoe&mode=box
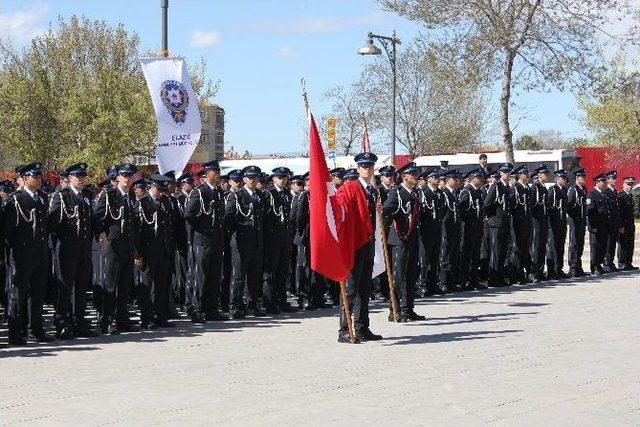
[190,313,206,323]
[56,327,74,340]
[205,311,229,321]
[230,309,246,319]
[303,302,317,311]
[31,330,55,343]
[8,335,27,346]
[73,323,98,338]
[140,321,158,330]
[407,311,426,321]
[556,271,569,279]
[155,320,175,328]
[337,332,360,344]
[361,328,383,341]
[265,306,281,315]
[279,303,297,313]
[247,307,267,317]
[605,264,619,272]
[115,323,139,333]
[628,265,639,271]
[397,312,410,322]
[474,282,489,290]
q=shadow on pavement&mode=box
[383,329,524,345]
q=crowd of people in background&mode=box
[0,152,636,346]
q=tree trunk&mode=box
[501,51,516,164]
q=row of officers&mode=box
[0,157,637,345]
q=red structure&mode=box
[576,147,640,188]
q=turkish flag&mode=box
[308,111,351,282]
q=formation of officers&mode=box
[0,153,637,346]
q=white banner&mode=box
[140,57,202,174]
[372,211,386,279]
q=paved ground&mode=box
[1,269,639,426]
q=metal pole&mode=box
[390,30,397,167]
[161,0,169,57]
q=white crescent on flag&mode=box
[326,182,339,241]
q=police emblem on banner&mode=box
[160,80,190,124]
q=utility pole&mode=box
[161,0,169,57]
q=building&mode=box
[191,104,225,162]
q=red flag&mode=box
[308,111,351,282]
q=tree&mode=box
[381,0,640,163]
[578,56,640,150]
[515,134,542,150]
[325,41,489,156]
[0,16,218,177]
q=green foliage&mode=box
[515,134,542,150]
[0,15,218,178]
[577,56,640,150]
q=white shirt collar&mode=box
[244,186,254,196]
[205,180,216,191]
[358,177,372,189]
[70,185,82,196]
[400,183,412,193]
[118,185,128,196]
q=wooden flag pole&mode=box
[339,281,356,343]
[377,209,399,321]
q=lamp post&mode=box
[358,30,401,166]
[161,0,169,57]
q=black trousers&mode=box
[101,239,134,326]
[289,243,298,295]
[391,237,419,311]
[340,240,374,334]
[510,217,532,280]
[220,234,232,312]
[421,223,442,290]
[460,219,483,286]
[6,242,49,338]
[230,235,263,311]
[140,246,172,323]
[55,239,93,330]
[439,221,461,288]
[546,216,567,276]
[567,217,586,273]
[530,215,549,277]
[262,231,291,309]
[605,224,618,267]
[175,247,190,307]
[589,228,608,271]
[192,232,223,316]
[478,222,490,280]
[489,226,510,284]
[617,225,635,267]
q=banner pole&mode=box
[339,281,356,343]
[377,209,399,321]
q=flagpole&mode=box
[376,206,399,321]
[339,281,356,342]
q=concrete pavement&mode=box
[1,270,639,426]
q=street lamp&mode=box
[358,30,401,166]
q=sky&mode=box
[0,0,614,155]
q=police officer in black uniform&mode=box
[224,165,266,319]
[263,166,296,314]
[567,168,589,277]
[459,168,486,290]
[383,162,425,322]
[375,165,396,300]
[484,163,513,286]
[174,172,194,310]
[587,174,610,275]
[419,169,445,294]
[617,176,638,271]
[133,175,175,328]
[529,165,550,282]
[3,162,54,344]
[603,170,621,272]
[546,169,569,279]
[183,160,227,323]
[220,169,243,313]
[438,169,462,292]
[93,163,139,334]
[510,165,532,284]
[48,163,98,339]
[288,175,305,301]
[478,170,497,282]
